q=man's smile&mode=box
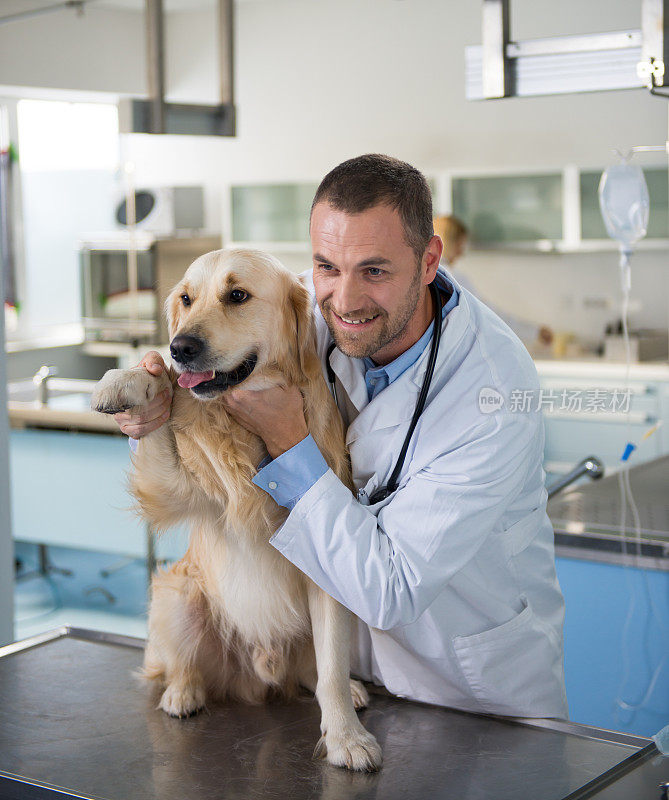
[331,310,381,330]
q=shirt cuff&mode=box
[252,434,329,510]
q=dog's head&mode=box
[166,248,317,400]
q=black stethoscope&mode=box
[325,280,442,504]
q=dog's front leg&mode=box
[92,367,204,529]
[91,366,172,416]
[308,583,382,772]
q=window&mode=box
[16,99,119,333]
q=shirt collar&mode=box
[363,274,458,381]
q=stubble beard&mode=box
[321,266,423,360]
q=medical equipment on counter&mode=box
[326,280,442,504]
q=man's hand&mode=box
[113,351,172,439]
[222,384,308,459]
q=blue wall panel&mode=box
[556,556,669,738]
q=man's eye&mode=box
[181,294,191,307]
[229,289,249,303]
[367,268,384,277]
[318,264,334,272]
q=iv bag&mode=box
[598,163,650,250]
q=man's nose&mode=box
[333,274,365,313]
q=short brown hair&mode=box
[311,154,433,260]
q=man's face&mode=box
[310,202,428,363]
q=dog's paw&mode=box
[313,724,382,772]
[159,682,206,719]
[91,368,169,415]
[349,679,369,710]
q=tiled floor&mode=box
[13,541,150,642]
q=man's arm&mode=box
[252,434,329,510]
[268,412,540,631]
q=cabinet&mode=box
[556,555,669,738]
[442,165,668,252]
[229,183,318,247]
[9,429,188,565]
[536,361,669,475]
[79,235,221,346]
[227,179,438,251]
[452,173,563,243]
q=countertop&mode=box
[548,455,669,570]
[8,394,119,433]
[7,378,120,433]
[534,358,669,381]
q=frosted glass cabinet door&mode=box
[231,184,318,242]
[581,167,668,240]
[452,174,562,242]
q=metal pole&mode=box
[0,205,14,647]
[640,0,669,88]
[482,0,511,98]
[218,0,234,107]
[145,0,165,134]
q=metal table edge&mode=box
[0,628,653,750]
[0,627,146,659]
[0,770,102,800]
[560,742,661,800]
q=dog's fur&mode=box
[91,248,382,771]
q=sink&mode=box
[7,378,98,407]
[7,377,118,433]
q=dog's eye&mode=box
[229,289,249,304]
[181,294,191,307]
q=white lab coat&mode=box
[270,268,568,719]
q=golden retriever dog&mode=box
[91,248,382,772]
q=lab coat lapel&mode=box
[329,346,368,414]
[344,363,420,447]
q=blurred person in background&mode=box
[434,214,553,347]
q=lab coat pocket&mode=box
[453,596,567,717]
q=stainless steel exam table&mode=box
[0,628,666,800]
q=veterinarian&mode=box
[115,154,568,720]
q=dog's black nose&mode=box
[170,334,205,363]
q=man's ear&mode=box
[423,234,443,284]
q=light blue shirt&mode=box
[253,277,459,509]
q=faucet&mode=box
[547,456,604,500]
[33,365,58,405]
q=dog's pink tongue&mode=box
[177,370,215,389]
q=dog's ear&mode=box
[165,288,180,341]
[288,277,319,380]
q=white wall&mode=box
[0,0,667,341]
[2,1,662,173]
[0,1,145,95]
